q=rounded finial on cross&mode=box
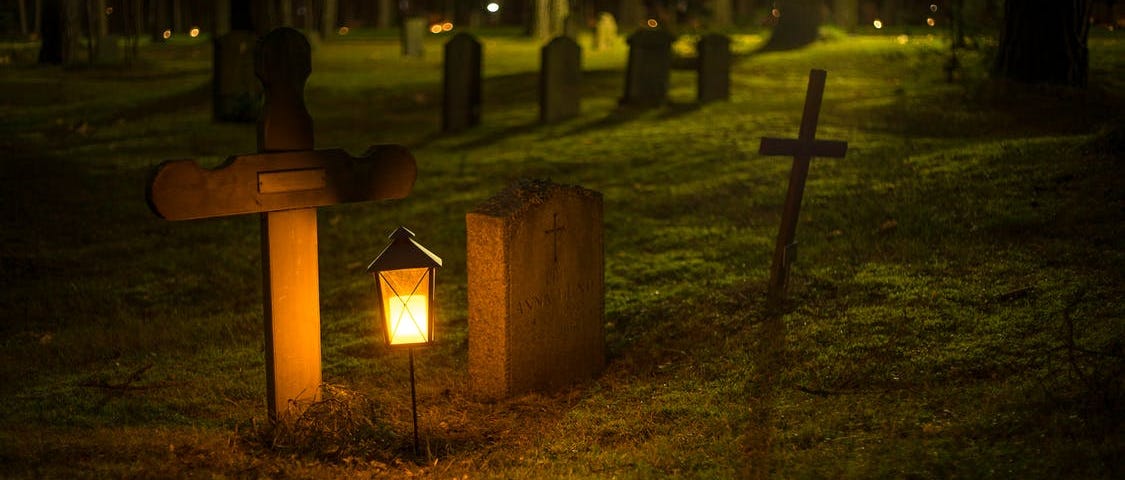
[255,27,311,92]
[254,27,314,152]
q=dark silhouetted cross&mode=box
[759,69,848,308]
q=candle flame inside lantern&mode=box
[388,294,428,345]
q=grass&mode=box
[1,27,1123,478]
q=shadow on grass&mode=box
[111,81,212,124]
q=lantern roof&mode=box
[367,226,443,272]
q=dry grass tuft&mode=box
[246,384,398,463]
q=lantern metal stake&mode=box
[367,226,442,455]
[409,348,418,453]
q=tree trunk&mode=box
[992,0,1090,88]
[712,0,733,28]
[832,0,857,31]
[377,0,392,28]
[38,0,62,63]
[18,0,29,36]
[761,0,821,51]
[280,0,293,26]
[34,0,43,37]
[321,0,337,39]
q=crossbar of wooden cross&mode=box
[145,28,416,422]
[758,69,848,309]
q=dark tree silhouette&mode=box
[993,0,1092,87]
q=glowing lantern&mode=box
[873,19,884,29]
[367,226,442,348]
[647,18,658,28]
[367,226,442,453]
[189,27,200,38]
[486,2,500,13]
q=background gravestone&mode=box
[620,29,674,107]
[540,36,581,123]
[443,32,482,133]
[467,180,605,401]
[213,30,262,122]
[697,33,731,103]
[401,17,425,58]
[594,12,618,51]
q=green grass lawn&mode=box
[1,28,1122,478]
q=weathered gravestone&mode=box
[621,29,674,107]
[147,27,417,422]
[401,17,426,58]
[443,32,482,132]
[540,36,581,123]
[466,180,605,400]
[758,69,848,308]
[697,33,731,103]
[594,12,618,50]
[213,30,263,122]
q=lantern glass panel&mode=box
[378,267,432,345]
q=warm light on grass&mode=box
[337,26,349,35]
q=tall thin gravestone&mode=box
[594,12,618,51]
[540,36,581,123]
[621,29,673,107]
[147,28,418,422]
[401,16,425,57]
[213,30,262,122]
[467,180,605,400]
[697,33,730,103]
[758,69,847,308]
[443,32,482,132]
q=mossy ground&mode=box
[1,28,1122,478]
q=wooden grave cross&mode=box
[758,69,848,308]
[145,28,417,422]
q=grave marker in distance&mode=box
[697,33,731,103]
[402,17,426,58]
[467,180,605,400]
[213,30,262,122]
[621,29,674,107]
[540,36,581,123]
[594,12,618,50]
[443,32,482,132]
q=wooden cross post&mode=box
[759,69,848,309]
[145,28,417,422]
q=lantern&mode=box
[366,226,441,453]
[367,226,443,348]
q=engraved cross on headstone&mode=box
[758,69,848,308]
[145,28,417,422]
[545,212,566,263]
